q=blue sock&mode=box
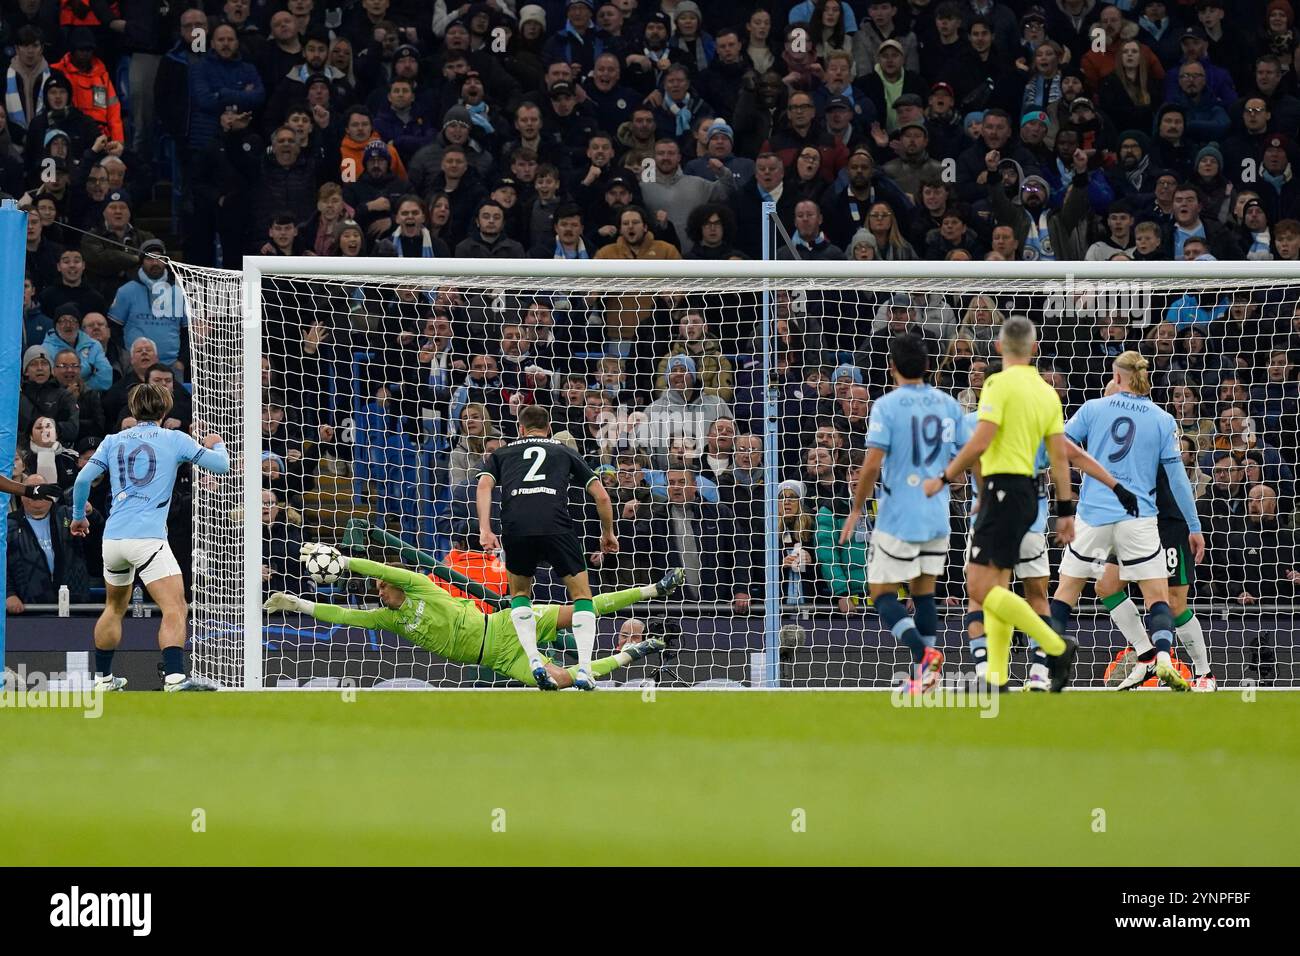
[875,593,927,664]
[912,593,938,649]
[1049,599,1073,638]
[965,612,987,667]
[1146,601,1174,655]
[94,648,115,677]
[1031,620,1052,665]
[162,646,185,677]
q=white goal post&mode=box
[173,256,1300,690]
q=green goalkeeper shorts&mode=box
[482,604,563,686]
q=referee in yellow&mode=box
[923,316,1079,691]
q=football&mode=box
[304,545,346,585]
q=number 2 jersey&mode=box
[1063,392,1181,527]
[961,411,1050,535]
[865,383,963,542]
[478,436,598,537]
[78,423,230,540]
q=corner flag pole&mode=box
[0,200,27,677]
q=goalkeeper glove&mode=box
[263,592,316,614]
[1112,482,1140,518]
[26,483,62,502]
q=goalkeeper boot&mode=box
[1047,637,1079,693]
[622,636,667,662]
[917,647,944,692]
[1115,657,1156,691]
[532,662,560,691]
[1024,664,1050,692]
[1154,657,1190,692]
[93,675,128,692]
[1191,673,1218,693]
[572,667,598,691]
[164,674,218,692]
[655,567,686,598]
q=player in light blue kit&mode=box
[71,383,231,691]
[956,362,1140,690]
[1048,351,1202,690]
[841,334,961,693]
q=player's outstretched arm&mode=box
[925,420,996,496]
[1045,433,1076,545]
[1161,457,1205,537]
[586,478,619,552]
[190,433,231,474]
[0,475,61,500]
[263,590,386,627]
[475,474,500,552]
[339,554,433,592]
[69,458,108,536]
[1065,438,1140,517]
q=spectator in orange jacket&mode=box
[436,534,508,614]
[51,28,123,144]
[339,106,408,183]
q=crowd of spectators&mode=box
[7,0,1300,616]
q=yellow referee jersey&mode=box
[976,364,1064,476]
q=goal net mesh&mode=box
[174,262,1298,690]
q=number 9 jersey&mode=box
[866,383,963,543]
[1063,391,1180,527]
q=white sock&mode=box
[1156,649,1172,667]
[641,584,657,599]
[1109,597,1153,655]
[510,605,541,664]
[164,672,184,685]
[974,660,987,680]
[1178,614,1211,676]
[572,609,597,671]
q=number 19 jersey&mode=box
[866,383,963,542]
[478,437,598,536]
[1063,392,1179,526]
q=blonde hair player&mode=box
[1047,351,1205,691]
[1088,374,1211,690]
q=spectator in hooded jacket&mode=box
[51,28,124,144]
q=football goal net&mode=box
[171,257,1300,690]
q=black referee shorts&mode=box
[502,532,587,579]
[1104,521,1195,588]
[969,475,1039,571]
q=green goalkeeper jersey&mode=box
[310,558,489,664]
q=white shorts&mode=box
[102,538,183,587]
[965,529,1050,580]
[1059,517,1164,582]
[867,530,948,584]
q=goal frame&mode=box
[235,254,1300,690]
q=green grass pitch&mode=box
[3,691,1298,865]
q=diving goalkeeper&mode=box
[263,550,685,689]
